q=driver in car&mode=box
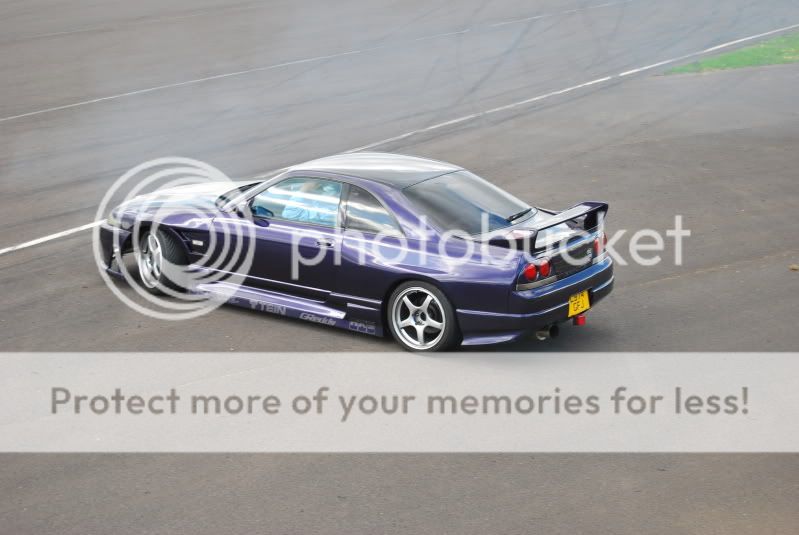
[281,180,340,226]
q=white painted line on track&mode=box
[0,50,365,124]
[0,0,633,124]
[412,29,471,42]
[0,221,103,256]
[344,76,614,153]
[2,21,799,257]
[618,22,799,76]
[12,4,275,42]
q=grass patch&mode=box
[667,31,799,74]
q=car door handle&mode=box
[316,239,334,247]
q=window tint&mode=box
[251,178,342,228]
[403,170,533,235]
[345,186,402,235]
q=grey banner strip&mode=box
[0,352,795,452]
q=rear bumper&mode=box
[457,256,614,345]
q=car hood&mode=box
[109,181,258,229]
[116,181,252,212]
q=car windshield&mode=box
[215,181,262,209]
[403,171,534,235]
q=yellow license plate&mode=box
[568,290,590,317]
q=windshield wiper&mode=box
[506,207,532,222]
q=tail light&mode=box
[523,258,552,281]
[538,258,551,278]
[593,231,607,256]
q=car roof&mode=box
[287,152,462,188]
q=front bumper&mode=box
[457,255,614,345]
[98,222,131,277]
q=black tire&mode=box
[135,228,189,295]
[387,281,460,352]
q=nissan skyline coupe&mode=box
[99,152,614,351]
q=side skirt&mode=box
[195,281,384,337]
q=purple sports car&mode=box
[99,152,613,351]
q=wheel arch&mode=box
[127,221,191,258]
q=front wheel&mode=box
[135,228,188,295]
[387,282,459,352]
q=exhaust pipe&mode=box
[535,324,560,341]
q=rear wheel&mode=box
[388,282,459,352]
[135,228,188,295]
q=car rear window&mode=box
[403,171,533,235]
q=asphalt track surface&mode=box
[2,0,799,533]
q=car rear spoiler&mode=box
[535,201,608,233]
[485,201,608,251]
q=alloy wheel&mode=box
[137,233,163,289]
[392,286,446,350]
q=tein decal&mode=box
[253,302,288,315]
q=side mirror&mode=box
[250,204,274,219]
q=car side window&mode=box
[344,185,402,236]
[251,178,342,228]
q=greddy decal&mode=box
[299,312,337,326]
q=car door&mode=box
[243,176,344,301]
